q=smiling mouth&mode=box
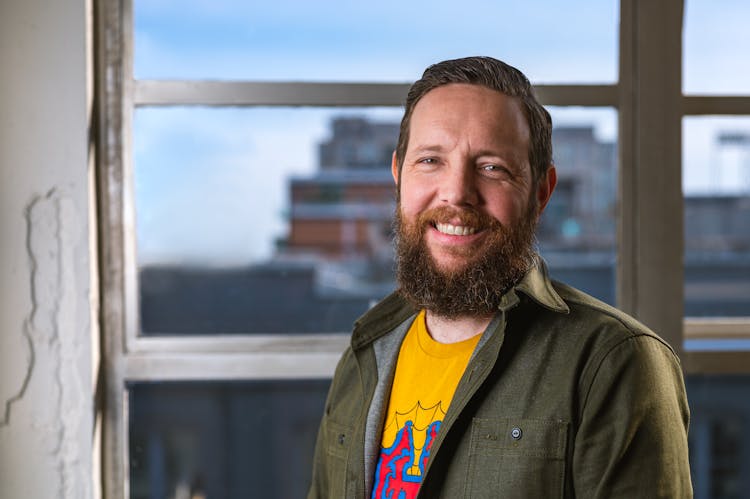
[434,222,479,236]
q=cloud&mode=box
[133,0,618,82]
[133,107,402,266]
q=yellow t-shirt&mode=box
[371,310,481,499]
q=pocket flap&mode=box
[471,418,568,459]
[326,419,353,459]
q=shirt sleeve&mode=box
[572,334,693,498]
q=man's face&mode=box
[392,83,555,318]
[396,83,542,269]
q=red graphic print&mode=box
[371,419,441,499]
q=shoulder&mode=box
[544,281,685,403]
[513,261,674,356]
[549,279,678,355]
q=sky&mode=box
[133,0,619,83]
[131,0,750,266]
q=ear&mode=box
[535,165,557,216]
[391,150,399,185]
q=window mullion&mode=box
[133,80,619,108]
[618,0,685,355]
[98,0,131,497]
[123,351,343,381]
[683,95,750,115]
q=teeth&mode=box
[436,223,477,236]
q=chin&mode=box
[430,254,475,276]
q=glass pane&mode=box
[686,375,750,499]
[135,107,617,336]
[684,0,750,95]
[134,107,402,335]
[128,380,329,499]
[541,108,618,305]
[683,117,750,319]
[134,0,618,83]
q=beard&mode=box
[394,203,539,319]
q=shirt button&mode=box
[510,427,523,440]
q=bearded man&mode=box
[308,56,692,499]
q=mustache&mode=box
[415,206,502,232]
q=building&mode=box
[318,117,399,171]
[539,126,617,249]
[712,131,750,194]
[282,117,397,262]
[282,169,395,260]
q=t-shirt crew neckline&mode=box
[415,310,482,359]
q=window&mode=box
[96,1,750,497]
[133,107,403,336]
[132,0,618,83]
[682,2,750,498]
[682,0,750,350]
[683,118,750,322]
[683,0,750,95]
[128,380,329,498]
[541,108,618,304]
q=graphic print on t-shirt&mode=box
[370,310,480,499]
[371,401,447,499]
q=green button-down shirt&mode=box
[308,262,692,498]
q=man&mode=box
[308,57,692,498]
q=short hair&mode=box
[395,56,553,186]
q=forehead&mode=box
[408,83,531,150]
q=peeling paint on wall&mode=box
[0,189,90,498]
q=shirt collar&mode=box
[512,257,570,314]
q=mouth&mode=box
[434,222,479,236]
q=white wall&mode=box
[0,0,96,497]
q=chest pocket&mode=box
[465,418,569,499]
[324,419,353,498]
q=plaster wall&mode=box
[0,0,96,497]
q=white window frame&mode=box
[95,0,750,497]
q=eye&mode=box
[415,157,440,169]
[480,164,511,178]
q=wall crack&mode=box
[0,191,49,427]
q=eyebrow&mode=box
[408,145,447,155]
[474,149,508,159]
[410,146,513,162]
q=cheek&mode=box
[398,179,432,216]
[485,191,530,224]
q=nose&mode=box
[439,163,479,207]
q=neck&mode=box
[424,311,494,344]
